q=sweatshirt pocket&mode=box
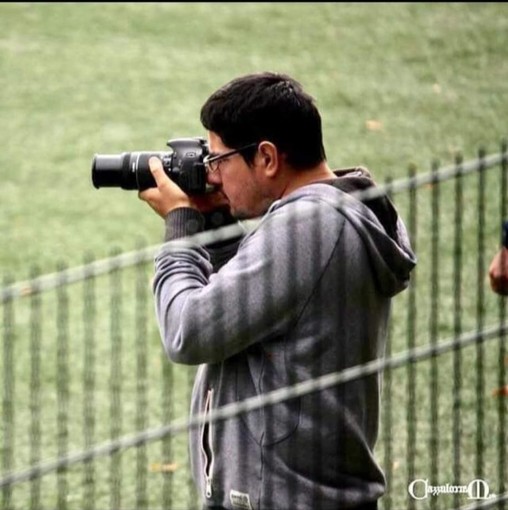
[200,388,215,499]
[235,352,301,446]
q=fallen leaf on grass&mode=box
[149,462,178,473]
[492,385,508,397]
[365,120,383,131]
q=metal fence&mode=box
[1,143,507,510]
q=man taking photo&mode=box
[139,71,416,510]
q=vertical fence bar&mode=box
[452,155,464,509]
[382,320,393,510]
[159,238,177,509]
[406,165,417,510]
[29,269,42,510]
[310,204,324,510]
[287,210,300,510]
[56,264,70,510]
[83,256,96,510]
[475,149,486,480]
[161,351,173,510]
[262,211,278,510]
[498,140,507,508]
[110,256,123,510]
[135,255,148,509]
[187,365,195,508]
[429,160,440,510]
[1,278,14,510]
[382,177,394,510]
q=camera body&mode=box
[91,137,209,194]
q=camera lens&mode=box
[91,153,138,190]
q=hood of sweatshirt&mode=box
[269,167,417,297]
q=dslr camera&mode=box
[91,137,209,194]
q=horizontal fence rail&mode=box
[1,142,507,510]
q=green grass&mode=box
[1,2,507,274]
[1,2,508,510]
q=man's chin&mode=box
[230,208,249,220]
[231,202,273,221]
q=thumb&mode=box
[148,156,171,188]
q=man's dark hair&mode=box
[200,72,326,169]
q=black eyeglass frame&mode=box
[203,142,258,173]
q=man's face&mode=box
[205,132,275,219]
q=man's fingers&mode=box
[149,156,170,188]
[138,156,194,217]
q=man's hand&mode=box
[138,157,195,218]
[139,157,231,219]
[489,247,508,296]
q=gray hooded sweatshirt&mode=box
[152,170,416,510]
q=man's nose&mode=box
[206,169,221,186]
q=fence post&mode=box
[2,277,14,510]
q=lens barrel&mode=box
[91,152,169,191]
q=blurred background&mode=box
[1,3,507,510]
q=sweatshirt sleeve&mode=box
[163,206,242,271]
[152,200,345,365]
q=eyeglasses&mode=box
[203,143,258,174]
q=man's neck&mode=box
[280,162,336,198]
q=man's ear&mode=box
[258,141,279,177]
